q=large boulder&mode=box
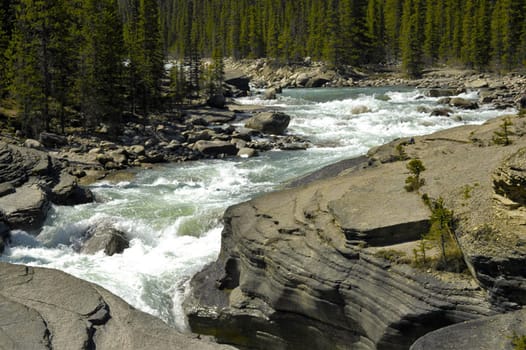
[450,97,479,110]
[0,262,235,350]
[244,111,291,135]
[81,222,130,256]
[0,185,50,232]
[207,94,227,108]
[39,132,68,148]
[51,172,94,205]
[194,140,238,156]
[519,94,526,110]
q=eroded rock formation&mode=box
[186,114,526,349]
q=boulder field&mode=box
[185,114,526,349]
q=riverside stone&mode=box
[0,185,50,232]
[0,262,235,350]
[194,140,238,156]
[81,222,130,256]
[245,112,291,135]
[450,97,479,109]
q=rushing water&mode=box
[1,87,515,331]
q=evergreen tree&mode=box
[400,0,424,77]
[461,0,475,66]
[472,0,492,70]
[384,0,402,63]
[7,0,53,135]
[78,0,125,134]
[423,0,440,64]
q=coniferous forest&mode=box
[1,0,526,137]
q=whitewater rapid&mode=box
[1,87,515,331]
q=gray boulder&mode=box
[0,217,10,254]
[194,140,238,156]
[519,94,526,109]
[263,87,278,100]
[207,94,226,108]
[39,132,68,148]
[427,89,456,97]
[81,222,130,256]
[0,262,235,350]
[245,111,291,135]
[0,185,50,232]
[51,172,93,205]
[450,97,479,109]
[430,107,454,117]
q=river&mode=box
[0,87,514,331]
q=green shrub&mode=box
[493,117,513,145]
[512,333,526,350]
[405,159,426,192]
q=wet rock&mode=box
[194,140,238,156]
[237,147,257,158]
[263,87,278,100]
[351,105,371,115]
[428,89,456,97]
[0,182,15,197]
[430,107,454,117]
[51,172,93,206]
[305,75,331,88]
[81,222,130,256]
[519,94,526,109]
[245,112,291,135]
[450,97,479,110]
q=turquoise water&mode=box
[1,87,515,330]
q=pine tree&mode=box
[472,0,492,70]
[460,0,475,66]
[7,0,52,135]
[400,0,424,78]
[423,0,440,64]
[78,0,125,135]
[384,0,403,63]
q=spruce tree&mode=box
[384,0,403,63]
[78,0,125,134]
[400,0,424,78]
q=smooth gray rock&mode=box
[51,172,94,205]
[81,222,130,256]
[0,185,50,231]
[450,97,479,109]
[410,309,526,350]
[194,140,238,156]
[245,112,291,135]
[428,89,456,97]
[0,262,235,350]
[39,132,68,148]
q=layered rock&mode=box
[0,141,93,231]
[186,114,526,349]
[0,262,234,350]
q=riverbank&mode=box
[186,111,526,349]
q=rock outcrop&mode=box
[410,309,526,350]
[186,114,526,349]
[0,141,93,231]
[0,262,234,350]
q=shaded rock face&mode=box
[0,141,93,232]
[245,112,291,135]
[185,162,496,350]
[0,262,235,350]
[80,222,130,256]
[410,309,526,350]
[0,215,10,254]
[186,116,526,350]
